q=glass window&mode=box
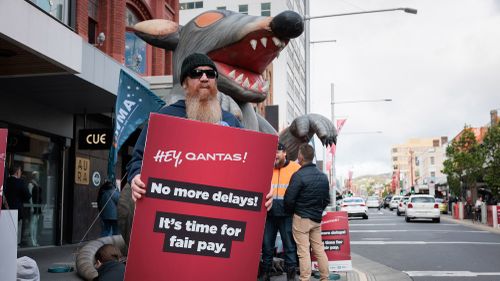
[431,171,436,177]
[88,0,98,20]
[216,6,226,10]
[125,32,147,74]
[392,157,397,162]
[239,4,248,15]
[29,0,69,25]
[126,7,141,27]
[430,156,435,165]
[261,2,271,16]
[180,1,203,9]
[5,129,62,247]
[411,197,435,203]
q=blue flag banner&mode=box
[108,70,166,181]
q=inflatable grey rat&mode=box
[76,10,336,280]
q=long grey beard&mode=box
[186,96,222,124]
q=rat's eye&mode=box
[195,12,224,28]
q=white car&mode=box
[389,196,402,211]
[405,195,441,223]
[340,197,368,219]
[396,196,410,216]
[366,197,381,209]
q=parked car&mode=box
[389,196,402,211]
[340,197,368,219]
[435,198,448,214]
[405,195,441,223]
[366,197,381,209]
[396,196,410,216]
[383,195,393,209]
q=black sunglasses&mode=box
[188,69,218,79]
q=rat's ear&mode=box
[133,19,180,51]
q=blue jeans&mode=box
[262,215,297,270]
[101,219,119,237]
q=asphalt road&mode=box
[349,207,500,281]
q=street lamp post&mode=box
[303,5,417,115]
[330,82,391,208]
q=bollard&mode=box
[492,206,498,228]
[458,202,464,220]
[481,203,487,224]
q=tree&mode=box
[442,126,485,201]
[482,122,500,200]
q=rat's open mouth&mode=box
[208,30,288,97]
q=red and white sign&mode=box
[0,129,7,211]
[124,114,277,281]
[313,211,352,271]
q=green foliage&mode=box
[442,126,485,199]
[483,122,500,199]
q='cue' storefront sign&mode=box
[78,129,112,150]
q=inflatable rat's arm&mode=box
[279,114,337,161]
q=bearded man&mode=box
[127,53,273,210]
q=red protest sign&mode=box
[313,211,352,271]
[125,114,277,281]
[0,129,7,211]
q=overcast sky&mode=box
[308,0,500,179]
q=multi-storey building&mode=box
[391,137,448,193]
[179,0,306,131]
[1,0,178,246]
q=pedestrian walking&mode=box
[4,165,31,245]
[97,181,120,237]
[284,144,330,281]
[260,142,301,281]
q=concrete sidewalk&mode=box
[18,243,411,281]
[270,252,411,280]
[441,214,500,234]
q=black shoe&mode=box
[286,267,296,281]
[261,271,271,281]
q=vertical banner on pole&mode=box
[312,211,352,271]
[0,128,7,212]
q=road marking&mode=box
[362,238,392,240]
[352,241,500,245]
[350,229,487,233]
[404,271,500,277]
[349,223,398,226]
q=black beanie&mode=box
[180,53,218,83]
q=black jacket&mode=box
[284,163,330,223]
[94,261,125,281]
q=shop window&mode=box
[5,129,62,247]
[261,2,271,16]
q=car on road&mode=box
[389,196,402,211]
[435,198,448,214]
[383,195,393,209]
[366,196,381,209]
[405,195,441,223]
[340,197,368,219]
[396,196,410,216]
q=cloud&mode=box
[309,0,500,178]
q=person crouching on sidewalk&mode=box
[284,144,330,281]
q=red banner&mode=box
[0,129,7,211]
[312,211,352,271]
[125,114,277,281]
